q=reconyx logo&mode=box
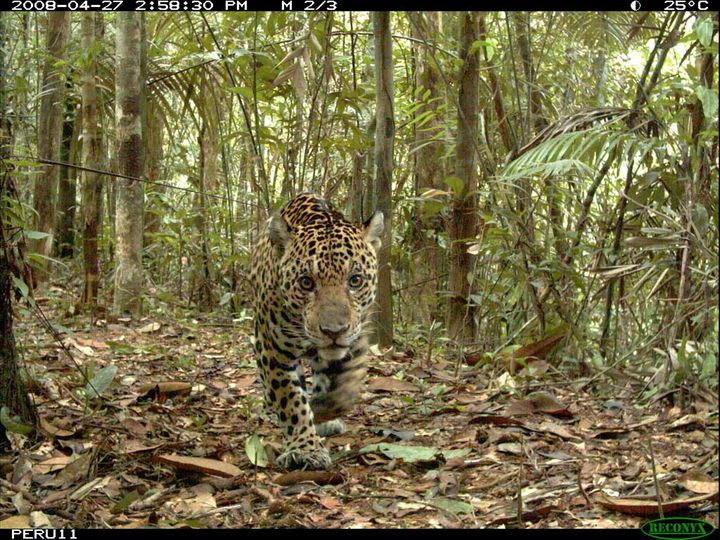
[641,517,716,540]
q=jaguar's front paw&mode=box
[317,418,346,437]
[259,405,279,426]
[276,446,332,470]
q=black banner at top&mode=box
[6,0,720,11]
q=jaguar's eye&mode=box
[298,275,315,292]
[349,274,364,288]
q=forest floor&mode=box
[1,285,718,529]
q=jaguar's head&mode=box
[269,210,384,359]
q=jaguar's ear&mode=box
[363,211,384,253]
[268,212,291,251]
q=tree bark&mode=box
[372,12,394,348]
[80,13,104,308]
[447,11,480,345]
[0,12,10,162]
[143,99,165,248]
[55,99,78,258]
[30,13,71,282]
[192,118,216,310]
[0,12,37,447]
[113,12,145,317]
[0,181,38,447]
[412,12,444,324]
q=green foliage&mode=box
[84,364,118,399]
[0,406,35,436]
[245,434,268,467]
[3,11,716,406]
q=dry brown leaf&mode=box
[121,418,150,437]
[490,504,558,525]
[33,455,76,475]
[511,329,567,361]
[46,452,94,488]
[272,62,299,88]
[174,492,217,515]
[63,337,95,357]
[29,512,53,528]
[517,360,550,378]
[39,417,75,438]
[155,454,241,478]
[317,496,341,510]
[274,470,345,486]
[0,515,31,528]
[535,421,581,441]
[468,414,525,427]
[138,322,161,333]
[506,391,572,418]
[139,382,192,401]
[76,337,109,350]
[679,471,719,495]
[117,519,150,529]
[122,440,164,454]
[505,400,535,416]
[669,414,706,431]
[597,491,719,516]
[233,375,257,393]
[368,377,419,393]
[527,391,572,417]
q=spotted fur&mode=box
[249,193,383,470]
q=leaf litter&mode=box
[1,294,718,528]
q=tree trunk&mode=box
[143,99,165,249]
[412,12,444,325]
[30,13,71,283]
[512,12,547,134]
[55,99,78,258]
[0,182,38,447]
[447,11,479,345]
[113,12,145,317]
[346,151,364,223]
[0,12,37,447]
[372,12,394,348]
[0,12,12,161]
[192,119,216,310]
[81,13,104,308]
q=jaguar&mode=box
[249,193,384,469]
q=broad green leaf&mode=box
[228,86,254,100]
[112,490,141,514]
[428,497,475,515]
[85,365,118,399]
[245,434,268,467]
[470,39,496,61]
[692,204,709,236]
[24,230,50,240]
[444,176,465,197]
[695,86,718,120]
[0,406,35,435]
[219,292,233,306]
[694,17,713,48]
[11,276,29,299]
[359,442,470,463]
[6,159,39,167]
[106,341,136,354]
[420,199,445,219]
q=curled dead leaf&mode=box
[679,471,719,495]
[597,491,719,516]
[39,417,75,438]
[155,454,241,478]
[274,470,345,486]
[368,377,419,393]
[139,382,192,402]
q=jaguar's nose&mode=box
[320,323,350,340]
